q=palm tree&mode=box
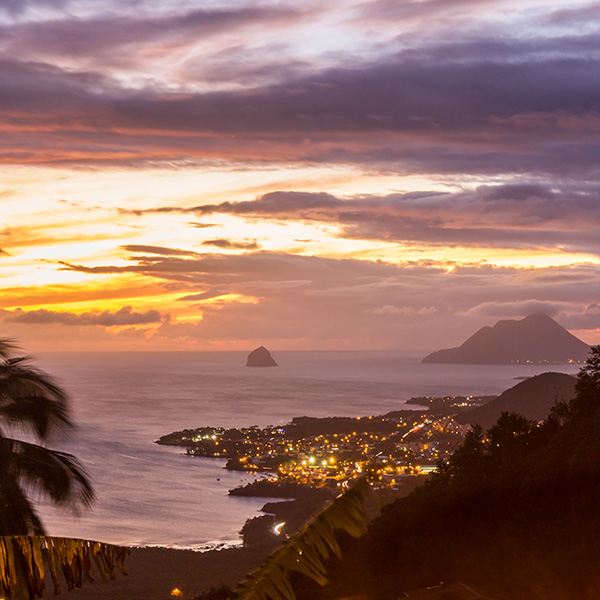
[0,339,94,535]
[0,339,128,600]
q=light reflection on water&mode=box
[31,351,579,548]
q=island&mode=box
[422,313,590,364]
[246,346,278,367]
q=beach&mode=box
[59,545,266,600]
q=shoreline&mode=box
[57,545,268,600]
[129,540,244,553]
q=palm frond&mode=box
[0,340,19,360]
[235,477,370,600]
[0,535,129,600]
[0,358,71,440]
[8,438,95,511]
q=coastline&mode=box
[57,545,267,600]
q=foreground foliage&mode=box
[307,346,600,600]
[0,535,129,599]
[0,340,94,535]
[235,477,370,600]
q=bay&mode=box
[29,351,579,549]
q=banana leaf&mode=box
[0,536,129,599]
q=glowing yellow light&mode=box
[273,522,286,535]
[171,588,183,598]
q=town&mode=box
[156,395,493,491]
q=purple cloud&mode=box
[126,183,600,255]
[7,306,163,326]
[0,6,301,62]
[0,24,598,175]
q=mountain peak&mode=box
[422,314,590,364]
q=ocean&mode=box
[28,351,579,550]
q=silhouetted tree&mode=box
[320,346,600,600]
[570,345,600,417]
[0,339,93,535]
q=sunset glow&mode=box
[1,0,599,351]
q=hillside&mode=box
[302,346,600,600]
[422,313,590,364]
[456,371,577,429]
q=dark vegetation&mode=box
[456,371,577,429]
[229,479,334,500]
[0,339,93,535]
[300,346,600,600]
[406,394,496,416]
[286,415,401,437]
[233,479,336,548]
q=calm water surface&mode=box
[30,351,579,549]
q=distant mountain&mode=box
[422,313,590,364]
[456,371,577,429]
[246,346,278,367]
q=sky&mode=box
[0,0,599,352]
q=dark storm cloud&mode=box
[7,305,163,326]
[0,25,599,174]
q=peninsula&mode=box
[156,404,487,490]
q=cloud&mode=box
[189,222,220,229]
[462,301,564,319]
[0,24,599,174]
[120,244,199,257]
[47,250,600,349]
[200,239,261,250]
[6,306,163,327]
[366,305,438,316]
[0,6,301,66]
[560,303,600,331]
[130,183,600,255]
[0,0,68,16]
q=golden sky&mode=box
[1,0,599,351]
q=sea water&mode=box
[28,351,579,549]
